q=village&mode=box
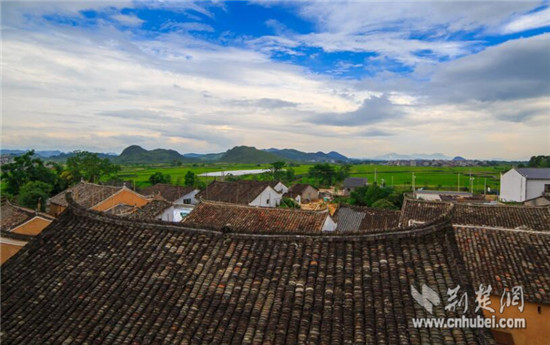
[1,161,549,344]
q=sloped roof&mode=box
[196,180,275,204]
[140,184,196,202]
[515,167,550,180]
[0,202,54,231]
[182,202,329,233]
[128,200,172,220]
[400,198,550,230]
[343,177,368,188]
[455,226,550,304]
[335,205,401,232]
[288,183,317,195]
[48,181,122,208]
[1,198,494,344]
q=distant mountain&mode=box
[115,145,196,164]
[263,148,351,162]
[373,152,451,160]
[1,149,64,158]
[453,156,466,161]
[219,146,284,164]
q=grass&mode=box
[114,163,512,194]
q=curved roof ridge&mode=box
[65,192,452,240]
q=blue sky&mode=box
[2,1,549,159]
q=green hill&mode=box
[219,146,285,164]
[115,145,196,164]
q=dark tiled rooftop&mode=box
[455,226,550,304]
[1,198,494,344]
[0,202,54,231]
[196,180,275,204]
[335,205,401,232]
[127,200,172,220]
[182,201,329,233]
[400,199,550,231]
[140,184,196,202]
[48,181,122,208]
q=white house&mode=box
[197,180,283,208]
[500,168,550,202]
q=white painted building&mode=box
[321,215,338,232]
[500,168,550,202]
[249,186,283,207]
[158,205,195,222]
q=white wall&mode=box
[500,169,526,202]
[174,189,200,205]
[322,215,338,231]
[249,186,283,207]
[526,179,550,200]
[159,205,195,222]
[415,193,442,201]
[272,182,288,194]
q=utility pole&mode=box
[374,168,377,184]
[484,178,487,196]
[412,172,416,193]
[458,173,460,192]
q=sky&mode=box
[1,1,549,160]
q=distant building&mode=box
[500,168,550,202]
[128,198,194,222]
[0,201,55,264]
[269,181,288,194]
[48,181,149,216]
[342,177,368,196]
[140,183,199,205]
[196,180,283,207]
[182,201,337,232]
[413,190,473,201]
[284,183,319,203]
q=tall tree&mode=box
[18,181,53,211]
[65,151,120,183]
[1,150,60,195]
[308,163,336,186]
[270,161,286,180]
[149,172,171,185]
[184,171,196,187]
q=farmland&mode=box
[115,163,512,194]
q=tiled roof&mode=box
[399,199,453,226]
[343,177,368,188]
[196,180,274,204]
[288,183,316,195]
[335,205,401,232]
[455,226,550,304]
[128,200,172,220]
[400,198,550,230]
[1,198,494,344]
[48,181,122,208]
[0,202,54,231]
[105,204,137,216]
[452,203,550,230]
[182,202,329,233]
[515,167,550,180]
[140,184,196,202]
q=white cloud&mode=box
[111,14,144,27]
[502,7,550,34]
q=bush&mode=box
[18,181,53,211]
[149,172,171,185]
[371,199,398,210]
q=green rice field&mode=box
[115,163,512,194]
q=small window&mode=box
[545,184,550,193]
[183,198,192,204]
[266,199,270,205]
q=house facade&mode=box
[342,177,368,196]
[500,168,550,202]
[197,180,283,207]
[0,202,54,264]
[48,181,149,216]
[285,184,319,203]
